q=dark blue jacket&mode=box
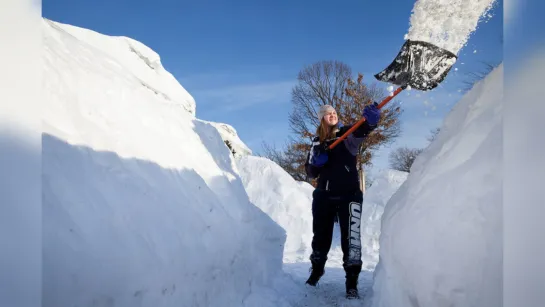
[305,122,376,192]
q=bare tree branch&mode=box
[388,147,424,173]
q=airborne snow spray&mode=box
[405,0,497,54]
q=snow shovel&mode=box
[328,39,457,150]
[374,39,457,91]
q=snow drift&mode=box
[236,155,315,263]
[237,156,408,271]
[367,64,502,307]
[42,18,286,307]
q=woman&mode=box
[304,103,381,299]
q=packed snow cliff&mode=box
[42,18,288,307]
[367,64,503,307]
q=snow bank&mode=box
[236,155,314,263]
[405,0,496,54]
[42,18,286,307]
[367,64,502,307]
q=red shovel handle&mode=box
[328,86,405,150]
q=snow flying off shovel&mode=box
[328,40,457,150]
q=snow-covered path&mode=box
[282,262,373,307]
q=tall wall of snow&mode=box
[367,65,502,307]
[42,18,286,307]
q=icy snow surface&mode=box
[405,0,497,54]
[366,64,503,307]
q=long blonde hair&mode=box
[316,119,339,143]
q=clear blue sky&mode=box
[43,0,503,174]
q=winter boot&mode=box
[305,261,325,286]
[345,270,360,299]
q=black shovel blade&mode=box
[374,40,457,91]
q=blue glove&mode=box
[310,143,328,166]
[362,102,381,126]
